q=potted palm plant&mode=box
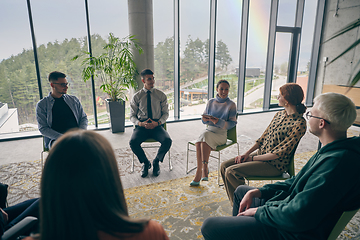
[73,33,143,133]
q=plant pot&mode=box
[106,99,125,133]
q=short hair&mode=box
[216,80,230,89]
[40,130,148,240]
[280,83,307,114]
[313,92,356,132]
[48,71,66,82]
[140,69,154,78]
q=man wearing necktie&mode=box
[129,69,172,178]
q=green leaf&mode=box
[327,38,360,65]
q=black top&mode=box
[52,96,78,134]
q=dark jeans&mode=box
[2,198,39,235]
[129,125,172,164]
[201,186,281,240]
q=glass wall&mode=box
[0,0,324,137]
[180,0,210,119]
[87,0,129,126]
[277,0,297,27]
[215,1,241,104]
[271,32,292,105]
[0,1,38,133]
[243,0,271,112]
[297,0,318,102]
[153,0,174,118]
[31,1,93,126]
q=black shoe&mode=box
[153,159,160,177]
[141,162,151,178]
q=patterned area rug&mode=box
[1,150,360,239]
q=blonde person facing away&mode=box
[190,80,237,186]
[221,83,307,203]
[24,130,169,240]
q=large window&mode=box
[0,0,325,138]
[243,0,271,112]
[180,0,210,119]
[215,1,241,104]
[0,1,38,134]
[271,32,292,105]
[87,0,129,126]
[297,0,318,102]
[154,0,174,119]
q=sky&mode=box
[0,0,317,71]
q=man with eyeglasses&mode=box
[202,92,360,240]
[36,71,88,149]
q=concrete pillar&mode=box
[128,0,154,91]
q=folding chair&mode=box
[327,208,359,240]
[130,122,172,173]
[186,125,239,186]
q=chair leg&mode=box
[186,142,197,174]
[218,151,223,186]
[131,152,135,173]
[41,151,44,169]
[168,149,173,171]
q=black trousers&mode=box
[201,186,281,240]
[129,125,172,164]
[2,198,39,234]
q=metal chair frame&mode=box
[131,123,172,173]
[186,125,239,186]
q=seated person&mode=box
[201,92,360,240]
[129,69,172,178]
[190,80,237,186]
[221,83,307,204]
[0,183,39,236]
[24,130,169,240]
[36,71,88,149]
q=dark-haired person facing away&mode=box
[221,83,307,204]
[202,92,360,240]
[36,71,88,149]
[129,69,172,178]
[24,130,169,240]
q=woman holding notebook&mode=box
[190,80,237,186]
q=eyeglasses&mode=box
[53,82,70,87]
[305,111,330,124]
